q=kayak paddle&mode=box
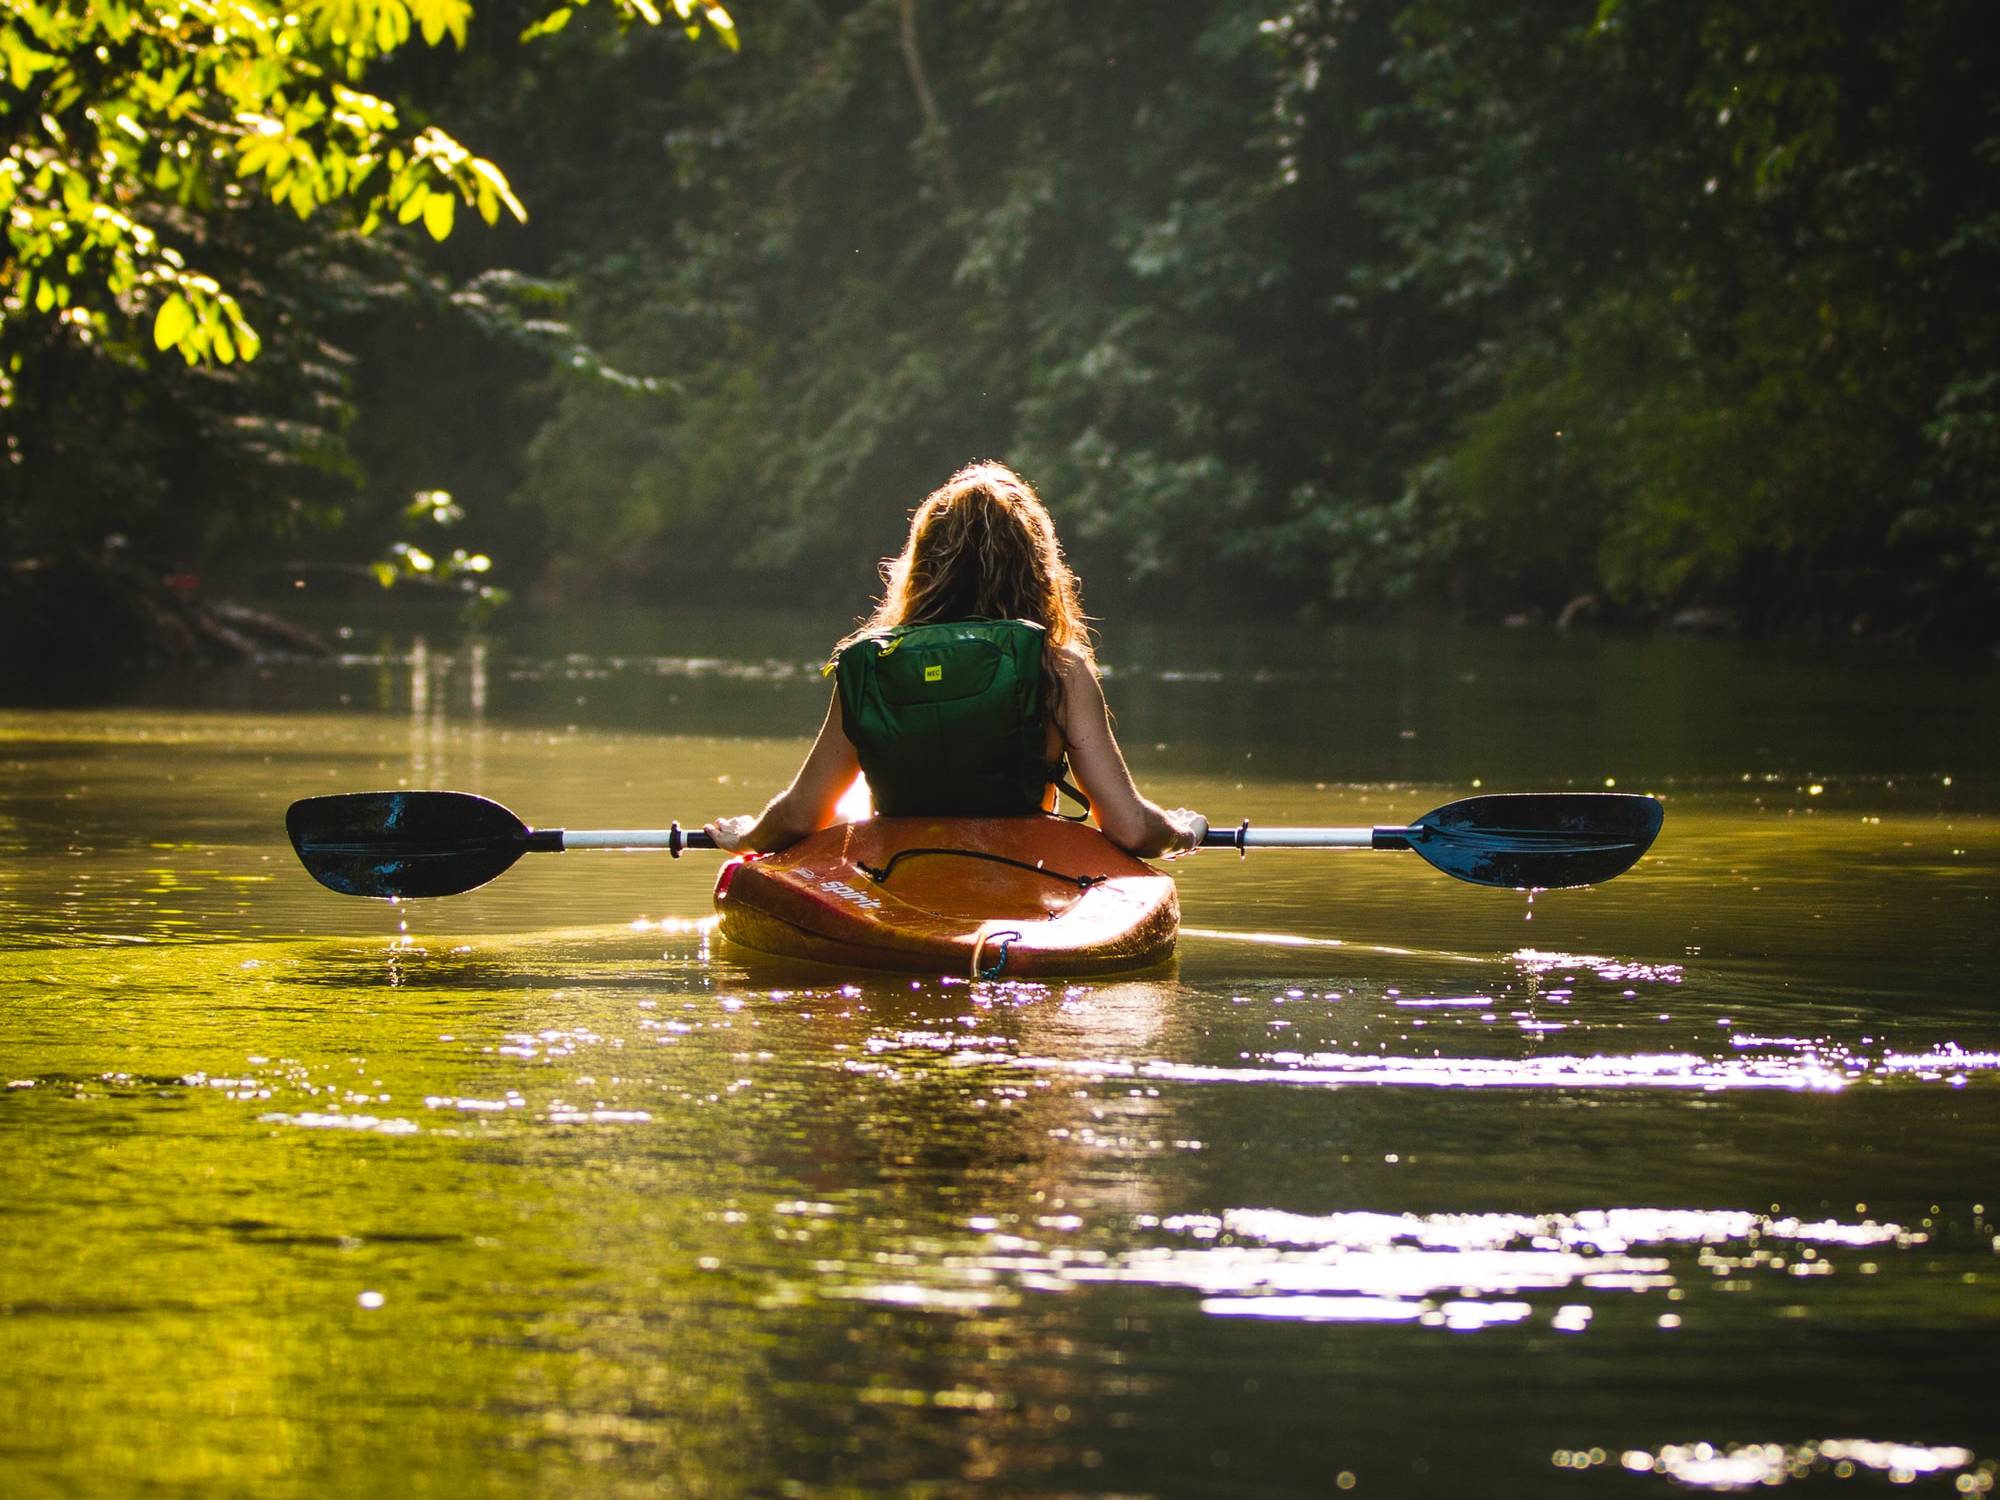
[287,789,1660,899]
[285,790,718,900]
[1201,791,1662,890]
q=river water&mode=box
[2,606,1996,1497]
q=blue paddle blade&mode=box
[286,791,535,899]
[1405,792,1663,889]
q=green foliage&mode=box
[503,0,1394,606]
[1,0,734,570]
[0,0,734,403]
[369,488,510,625]
[1339,0,2000,631]
[8,0,1997,647]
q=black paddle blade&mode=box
[286,791,533,899]
[1410,793,1663,889]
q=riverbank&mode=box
[7,550,1994,710]
[0,555,329,703]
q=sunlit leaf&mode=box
[423,189,455,240]
[406,0,471,47]
[332,84,398,130]
[405,490,460,522]
[373,0,410,52]
[236,138,277,177]
[469,159,526,223]
[153,293,194,350]
[520,6,571,40]
[2,31,60,89]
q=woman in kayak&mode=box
[705,462,1208,859]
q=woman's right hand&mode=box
[705,814,760,852]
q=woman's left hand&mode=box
[705,814,760,852]
[1160,808,1208,859]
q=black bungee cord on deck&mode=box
[854,846,1108,891]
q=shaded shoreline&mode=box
[1,555,330,704]
[5,552,1995,709]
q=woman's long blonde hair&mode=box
[845,462,1096,671]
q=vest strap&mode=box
[1051,760,1092,822]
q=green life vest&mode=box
[834,619,1060,817]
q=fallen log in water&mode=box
[0,554,329,702]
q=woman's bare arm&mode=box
[1052,651,1206,858]
[704,689,861,853]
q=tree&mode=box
[504,0,1363,605]
[1,0,734,558]
[1341,0,2000,633]
[1,0,734,391]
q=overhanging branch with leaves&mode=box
[0,0,735,402]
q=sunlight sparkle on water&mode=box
[1566,1438,1992,1491]
[257,1111,420,1134]
[950,1206,1928,1333]
[629,915,717,935]
[1007,1049,1864,1091]
[1514,949,1685,984]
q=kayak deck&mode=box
[711,817,1178,977]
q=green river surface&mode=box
[2,605,1996,1498]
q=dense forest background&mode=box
[7,0,1998,642]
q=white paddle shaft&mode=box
[560,829,692,849]
[1237,827,1378,848]
[556,825,1404,851]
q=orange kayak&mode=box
[711,817,1179,977]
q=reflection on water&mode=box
[1006,1046,1968,1091]
[1113,1205,1918,1320]
[1574,1439,1994,1492]
[2,608,1997,1497]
